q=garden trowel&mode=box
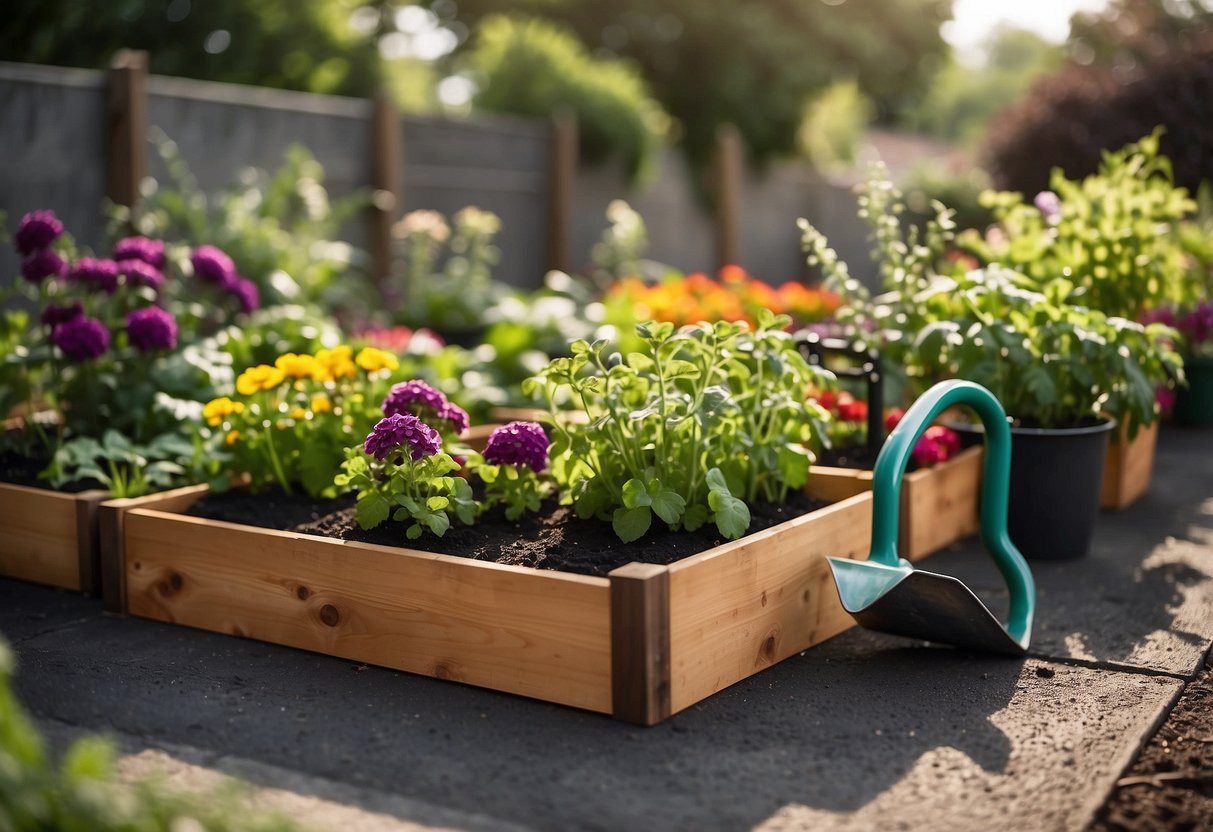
[827,380,1035,655]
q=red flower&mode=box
[809,388,839,411]
[837,398,868,423]
[884,407,905,432]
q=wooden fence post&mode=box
[369,89,401,287]
[713,123,742,270]
[545,111,577,274]
[106,49,148,211]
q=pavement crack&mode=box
[9,615,94,646]
[1026,653,1191,681]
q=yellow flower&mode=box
[311,393,333,414]
[289,406,308,421]
[203,397,245,427]
[315,346,356,381]
[275,353,325,381]
[225,429,240,446]
[236,365,286,396]
[355,347,400,374]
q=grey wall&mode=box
[0,61,874,299]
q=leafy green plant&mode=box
[336,415,477,539]
[963,130,1199,317]
[42,430,206,499]
[392,206,506,333]
[526,314,832,543]
[114,131,371,312]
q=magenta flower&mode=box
[21,248,67,283]
[190,244,236,286]
[483,421,549,472]
[911,425,960,468]
[126,306,178,352]
[438,401,470,436]
[113,236,167,270]
[364,413,442,461]
[118,258,165,292]
[228,277,260,314]
[14,210,64,256]
[69,257,120,294]
[52,316,110,361]
[1180,301,1213,346]
[40,301,84,329]
[383,379,449,419]
[1034,191,1062,225]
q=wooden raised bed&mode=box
[0,481,109,593]
[1100,419,1158,511]
[105,483,882,724]
[806,445,983,560]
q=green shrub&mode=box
[467,15,666,181]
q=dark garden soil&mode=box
[1091,663,1213,832]
[186,487,827,577]
[817,445,880,470]
[0,448,102,493]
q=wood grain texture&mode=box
[1100,419,1158,511]
[0,483,109,591]
[123,509,613,712]
[609,563,671,725]
[665,491,874,715]
[99,484,209,613]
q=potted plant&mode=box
[1,210,254,593]
[960,130,1198,507]
[801,169,1182,559]
[105,316,886,723]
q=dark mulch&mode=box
[0,448,102,493]
[1092,663,1213,832]
[817,445,880,470]
[187,487,827,577]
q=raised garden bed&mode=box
[1100,419,1158,511]
[104,482,883,724]
[808,445,983,560]
[0,481,109,593]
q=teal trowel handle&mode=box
[868,380,1035,647]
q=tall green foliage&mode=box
[467,15,665,180]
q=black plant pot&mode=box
[951,418,1116,560]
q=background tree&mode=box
[430,0,952,171]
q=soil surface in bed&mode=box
[186,488,828,577]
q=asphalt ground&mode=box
[3,427,1211,831]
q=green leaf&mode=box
[300,442,338,498]
[355,491,391,530]
[424,511,451,536]
[650,490,686,525]
[621,478,652,508]
[682,503,708,531]
[709,490,751,540]
[575,482,610,519]
[612,506,652,543]
[406,523,423,540]
[777,444,811,489]
[664,359,700,380]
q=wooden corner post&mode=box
[609,562,671,725]
[369,89,401,286]
[545,111,577,274]
[106,49,148,210]
[713,122,742,270]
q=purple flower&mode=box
[21,248,67,283]
[118,258,165,292]
[126,306,178,352]
[364,413,442,461]
[190,244,236,286]
[383,380,449,419]
[1180,302,1213,346]
[113,236,166,270]
[1140,307,1177,327]
[438,401,470,436]
[69,257,120,294]
[228,277,259,314]
[483,421,549,472]
[14,210,64,256]
[1034,190,1062,225]
[52,316,110,361]
[40,300,84,329]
